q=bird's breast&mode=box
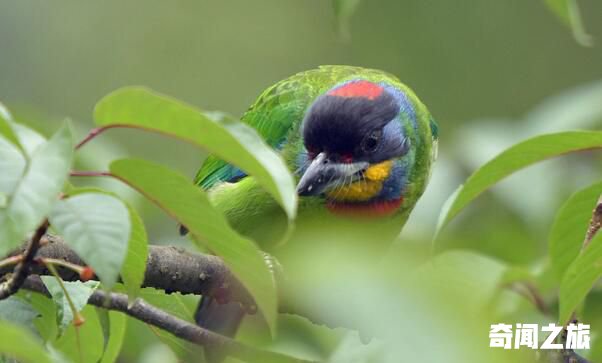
[325,160,394,202]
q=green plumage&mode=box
[195,65,437,245]
[193,66,438,357]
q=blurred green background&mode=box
[1,0,600,245]
[1,1,601,362]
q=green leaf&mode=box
[99,311,126,363]
[12,123,47,157]
[0,134,26,196]
[543,0,593,47]
[110,158,278,333]
[332,0,361,39]
[0,124,73,257]
[94,87,297,221]
[49,193,131,287]
[136,288,200,359]
[27,293,58,341]
[559,233,602,324]
[418,250,507,311]
[549,181,602,281]
[121,205,148,300]
[0,321,52,363]
[41,276,100,332]
[0,296,39,333]
[0,103,23,151]
[138,287,197,321]
[52,305,104,363]
[64,187,148,300]
[436,131,602,235]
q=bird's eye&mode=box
[361,129,382,153]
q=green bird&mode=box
[190,65,438,361]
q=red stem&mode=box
[75,125,125,150]
[70,171,113,177]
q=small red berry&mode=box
[80,266,94,281]
[73,314,85,327]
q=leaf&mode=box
[110,158,278,333]
[27,293,58,341]
[41,276,100,331]
[121,205,148,300]
[549,181,602,281]
[0,134,26,196]
[45,345,71,363]
[138,287,197,321]
[543,0,593,47]
[12,123,47,157]
[0,124,73,257]
[436,131,602,235]
[94,87,297,221]
[332,0,361,39]
[49,193,131,287]
[559,233,602,324]
[99,311,127,363]
[0,103,23,151]
[418,250,507,311]
[0,321,52,363]
[52,305,104,363]
[136,288,200,359]
[0,296,39,333]
[64,187,148,300]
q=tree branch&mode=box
[0,234,350,338]
[582,195,602,249]
[0,220,48,299]
[1,235,255,308]
[22,276,315,363]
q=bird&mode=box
[189,65,438,362]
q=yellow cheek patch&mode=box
[364,160,394,181]
[325,160,394,202]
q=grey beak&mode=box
[296,152,368,196]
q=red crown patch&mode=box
[328,80,383,100]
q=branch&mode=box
[0,235,255,308]
[582,195,602,249]
[546,196,602,363]
[0,235,354,334]
[0,220,48,299]
[22,276,315,363]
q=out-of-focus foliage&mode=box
[559,232,602,325]
[0,1,601,362]
[436,131,602,236]
[549,181,602,281]
[99,311,127,363]
[332,0,362,39]
[0,124,73,257]
[110,158,279,333]
[0,321,53,363]
[543,0,593,46]
[95,88,297,221]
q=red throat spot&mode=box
[328,81,384,100]
[341,154,354,163]
[327,198,403,217]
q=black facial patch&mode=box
[302,90,400,159]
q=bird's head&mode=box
[296,80,434,216]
